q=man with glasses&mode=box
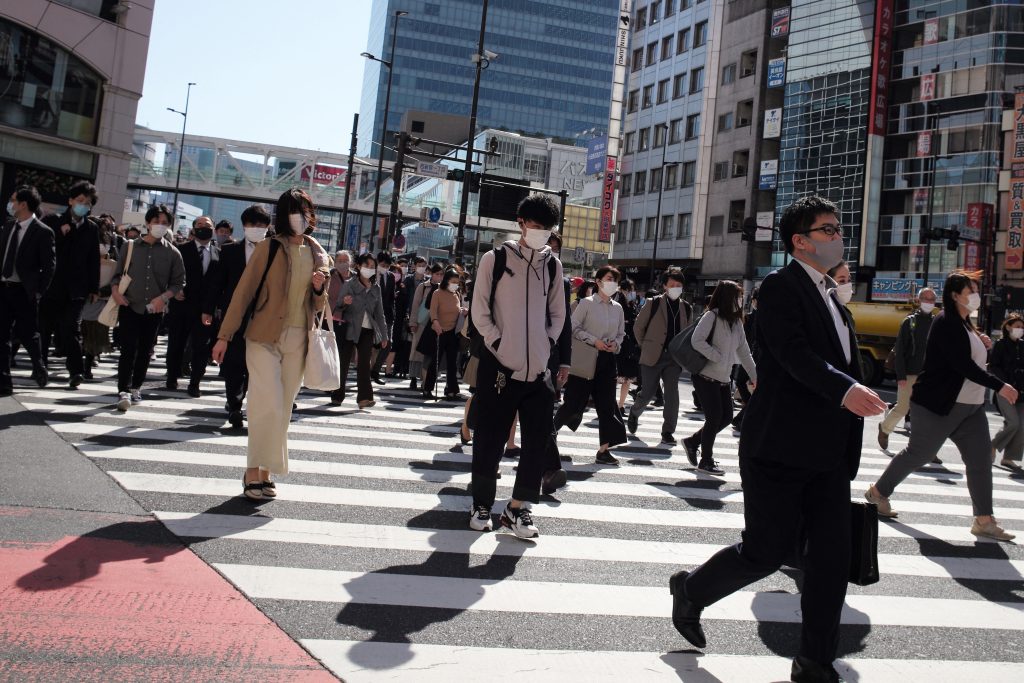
[668,195,886,682]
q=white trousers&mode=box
[245,326,306,474]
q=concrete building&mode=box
[0,0,153,218]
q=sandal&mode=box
[261,480,277,498]
[243,476,263,500]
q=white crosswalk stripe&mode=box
[9,343,1024,681]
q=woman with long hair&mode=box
[990,314,1024,470]
[682,280,756,475]
[212,188,331,500]
[336,252,389,408]
[615,278,641,415]
[866,270,1019,541]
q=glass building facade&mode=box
[358,0,620,160]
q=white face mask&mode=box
[522,226,552,251]
[1011,328,1024,341]
[601,281,619,297]
[447,282,459,293]
[919,301,935,313]
[288,213,305,234]
[965,292,981,313]
[147,224,169,239]
[360,267,376,280]
[666,287,683,300]
[835,282,854,305]
[377,266,388,276]
[99,243,109,256]
[626,292,636,302]
[244,227,267,243]
[416,266,426,276]
[336,261,350,273]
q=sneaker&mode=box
[541,468,567,494]
[661,433,677,445]
[877,424,889,450]
[971,518,1015,542]
[69,374,84,389]
[1000,458,1023,471]
[864,485,898,518]
[469,505,493,531]
[130,389,143,404]
[228,410,244,429]
[500,504,538,539]
[626,412,638,435]
[682,439,699,467]
[116,391,131,412]
[696,459,724,476]
[595,449,619,466]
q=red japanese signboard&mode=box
[964,241,980,271]
[923,18,939,45]
[920,73,936,101]
[1011,92,1024,179]
[867,0,894,136]
[1007,179,1024,271]
[599,156,616,242]
[916,131,931,157]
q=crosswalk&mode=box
[10,344,1024,681]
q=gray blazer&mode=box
[335,276,389,344]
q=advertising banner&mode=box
[764,108,782,138]
[913,188,929,214]
[924,18,939,45]
[771,7,790,37]
[872,278,944,303]
[1011,92,1024,178]
[1007,177,1024,271]
[916,131,931,157]
[964,241,981,271]
[599,156,616,242]
[758,159,778,190]
[868,0,895,136]
[301,163,346,185]
[767,58,786,88]
[920,73,936,101]
[755,211,774,242]
[586,137,608,175]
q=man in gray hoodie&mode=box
[469,193,566,538]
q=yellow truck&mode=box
[846,301,918,386]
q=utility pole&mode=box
[455,0,490,260]
[388,131,411,252]
[339,112,358,252]
[168,81,196,232]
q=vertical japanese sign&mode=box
[767,58,786,88]
[605,0,631,246]
[916,131,931,157]
[920,73,936,101]
[868,0,895,136]
[1006,94,1024,270]
[764,108,782,138]
[965,242,981,271]
[771,7,790,37]
[600,156,616,242]
[923,18,939,45]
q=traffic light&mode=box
[392,131,410,182]
[446,168,465,182]
[740,217,758,242]
[468,171,482,193]
[445,168,481,193]
[946,228,960,252]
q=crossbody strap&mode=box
[240,239,280,332]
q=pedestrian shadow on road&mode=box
[657,651,728,682]
[647,479,729,511]
[334,508,528,671]
[909,527,1023,603]
[15,519,185,592]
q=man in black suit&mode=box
[669,196,887,683]
[206,205,271,427]
[1,185,56,394]
[165,215,220,397]
[40,180,101,388]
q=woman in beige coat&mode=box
[212,189,331,500]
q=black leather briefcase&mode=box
[849,501,880,586]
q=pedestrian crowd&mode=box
[3,185,1022,682]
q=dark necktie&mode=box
[2,224,20,279]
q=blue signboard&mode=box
[767,58,786,88]
[871,278,944,302]
[346,224,359,249]
[428,207,441,223]
[758,159,777,190]
[586,137,608,176]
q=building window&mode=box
[682,161,696,187]
[694,21,708,47]
[669,118,683,144]
[665,0,676,16]
[631,218,643,240]
[708,215,724,236]
[617,220,629,241]
[646,217,658,240]
[646,42,658,65]
[642,84,654,108]
[713,161,729,181]
[657,79,670,104]
[681,0,693,8]
[722,63,736,85]
[679,213,692,238]
[654,123,667,148]
[638,127,650,151]
[661,35,674,60]
[685,113,701,139]
[673,73,687,99]
[677,28,690,53]
[689,67,704,93]
[620,173,632,197]
[741,49,758,77]
[650,0,661,22]
[624,131,635,154]
[636,7,647,30]
[718,112,733,132]
[411,120,425,133]
[729,200,746,232]
[627,89,639,113]
[631,48,643,72]
[650,167,663,193]
[634,170,647,194]
[661,215,674,239]
[736,99,754,127]
[424,3,441,15]
[732,149,749,177]
[665,163,679,189]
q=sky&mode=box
[135,0,373,155]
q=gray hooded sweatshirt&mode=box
[471,240,566,382]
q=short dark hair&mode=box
[192,215,212,228]
[376,251,393,265]
[68,180,98,205]
[516,193,560,229]
[145,204,174,224]
[429,262,444,274]
[595,265,621,282]
[620,277,634,292]
[241,204,272,226]
[547,231,562,249]
[413,256,427,265]
[662,267,685,287]
[778,194,839,254]
[355,252,377,268]
[215,219,233,231]
[12,185,42,213]
[274,188,316,236]
[125,224,141,236]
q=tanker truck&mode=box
[845,301,918,386]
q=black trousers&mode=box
[555,350,627,448]
[165,306,213,386]
[220,333,248,412]
[39,296,86,375]
[0,283,44,385]
[424,328,460,396]
[685,375,733,461]
[339,328,375,402]
[470,348,552,508]
[116,307,162,392]
[685,458,852,667]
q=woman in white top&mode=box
[554,266,628,465]
[683,280,756,476]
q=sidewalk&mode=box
[0,395,338,682]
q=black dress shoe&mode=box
[187,384,201,398]
[228,410,244,429]
[69,374,84,389]
[627,412,638,435]
[669,570,706,648]
[33,370,48,388]
[82,367,93,380]
[165,378,178,391]
[370,373,385,385]
[791,656,842,683]
[409,378,418,390]
[0,385,12,397]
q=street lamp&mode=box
[649,140,678,287]
[362,9,408,253]
[455,0,491,261]
[167,81,196,233]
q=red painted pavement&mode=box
[0,522,338,682]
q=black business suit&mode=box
[206,240,250,412]
[371,270,396,377]
[0,216,56,390]
[683,258,863,668]
[165,240,220,388]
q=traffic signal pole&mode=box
[455,0,489,262]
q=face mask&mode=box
[626,292,636,302]
[288,213,305,235]
[99,244,109,256]
[965,292,981,313]
[194,227,213,241]
[666,287,683,300]
[800,235,844,271]
[72,203,90,218]
[336,261,350,273]
[360,267,376,280]
[550,250,560,258]
[416,266,426,276]
[377,266,388,276]
[835,282,854,305]
[148,224,169,239]
[919,301,935,313]
[244,227,267,243]
[447,282,460,293]
[601,281,619,297]
[522,226,552,251]
[1012,328,1024,341]
[6,202,14,216]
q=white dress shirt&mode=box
[795,258,851,365]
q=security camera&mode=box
[483,50,499,61]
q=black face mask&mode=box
[194,228,213,241]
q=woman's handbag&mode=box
[668,311,718,374]
[98,240,134,328]
[304,310,342,391]
[568,338,599,380]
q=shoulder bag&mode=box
[304,309,341,391]
[668,311,717,374]
[98,239,134,328]
[568,338,599,380]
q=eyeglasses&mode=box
[802,223,843,237]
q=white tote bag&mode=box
[304,309,341,391]
[98,241,134,328]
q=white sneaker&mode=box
[116,392,131,412]
[499,503,538,539]
[130,388,143,404]
[469,505,493,532]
